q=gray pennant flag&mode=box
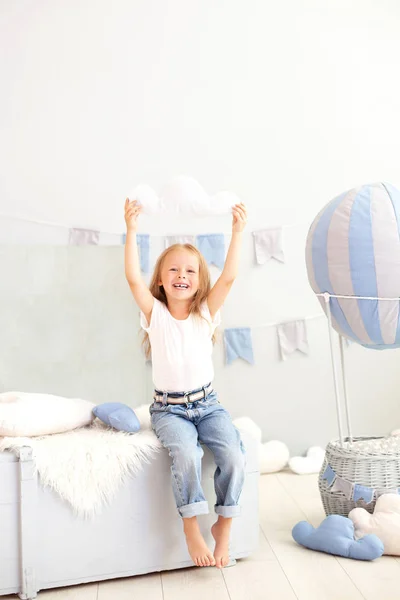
[69,228,100,245]
[277,320,309,361]
[332,476,353,500]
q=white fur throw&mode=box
[0,391,95,436]
[0,404,160,518]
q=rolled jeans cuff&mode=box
[215,504,241,518]
[178,501,209,518]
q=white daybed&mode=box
[0,431,259,599]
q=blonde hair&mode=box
[142,244,213,360]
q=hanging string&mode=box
[0,212,308,239]
[252,313,324,330]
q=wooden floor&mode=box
[5,472,400,600]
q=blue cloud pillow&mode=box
[93,403,141,433]
[292,515,384,561]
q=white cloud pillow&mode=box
[259,440,290,473]
[129,176,241,216]
[288,446,326,474]
[349,493,400,555]
[0,392,95,437]
[232,416,290,473]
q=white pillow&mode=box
[0,392,95,437]
[129,176,240,216]
[349,493,400,555]
[288,446,326,474]
[232,416,262,442]
[259,441,290,473]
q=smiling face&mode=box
[159,249,200,301]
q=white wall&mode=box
[1,0,400,453]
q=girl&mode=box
[124,197,247,569]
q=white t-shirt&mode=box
[140,298,221,392]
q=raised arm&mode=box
[207,202,247,319]
[124,199,154,322]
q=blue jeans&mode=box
[150,389,246,519]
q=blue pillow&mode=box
[292,515,384,561]
[93,403,141,433]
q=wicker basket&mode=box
[319,436,400,517]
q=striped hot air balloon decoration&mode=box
[306,182,400,349]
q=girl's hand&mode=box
[232,202,247,233]
[124,198,142,232]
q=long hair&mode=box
[142,244,213,360]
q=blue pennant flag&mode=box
[122,233,150,273]
[196,234,225,270]
[353,484,374,504]
[224,328,255,365]
[322,464,336,486]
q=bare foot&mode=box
[183,517,216,567]
[211,517,232,568]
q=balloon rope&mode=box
[316,292,399,301]
[339,335,353,444]
[324,293,344,447]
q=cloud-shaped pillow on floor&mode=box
[288,446,325,474]
[129,176,240,216]
[349,494,400,555]
[292,515,384,560]
[232,416,289,473]
[259,440,290,473]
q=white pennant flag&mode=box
[253,228,285,264]
[165,235,196,248]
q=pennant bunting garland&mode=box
[224,327,255,365]
[277,319,309,361]
[196,233,225,270]
[322,463,400,505]
[0,214,298,271]
[165,235,196,248]
[253,228,285,264]
[1,214,326,368]
[69,228,100,246]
